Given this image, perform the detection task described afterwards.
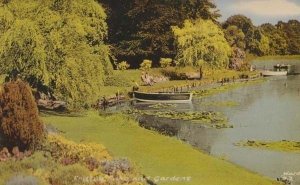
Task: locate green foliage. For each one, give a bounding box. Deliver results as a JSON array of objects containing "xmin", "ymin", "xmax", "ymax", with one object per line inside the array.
[
  {"xmin": 277, "ymin": 20, "xmax": 300, "ymax": 55},
  {"xmin": 0, "ymin": 0, "xmax": 112, "ymax": 108},
  {"xmin": 102, "ymin": 0, "xmax": 221, "ymax": 66},
  {"xmin": 224, "ymin": 15, "xmax": 300, "ymax": 56},
  {"xmin": 257, "ymin": 34, "xmax": 270, "ymax": 56},
  {"xmin": 117, "ymin": 61, "xmax": 130, "ymax": 70},
  {"xmin": 0, "ymin": 19, "xmax": 48, "ymax": 83},
  {"xmin": 46, "ymin": 134, "xmax": 111, "ymax": 162},
  {"xmin": 224, "ymin": 25, "xmax": 245, "ymax": 49},
  {"xmin": 159, "ymin": 58, "xmax": 172, "ymax": 68},
  {"xmin": 0, "ymin": 6, "xmax": 14, "ymax": 33},
  {"xmin": 223, "ymin": 15, "xmax": 270, "ymax": 56},
  {"xmin": 223, "ymin": 15, "xmax": 254, "ymax": 34},
  {"xmin": 49, "ymin": 164, "xmax": 91, "ymax": 185},
  {"xmin": 172, "ymin": 19, "xmax": 232, "ymax": 68},
  {"xmin": 246, "ymin": 29, "xmax": 270, "ymax": 56},
  {"xmin": 260, "ymin": 23, "xmax": 288, "ymax": 55},
  {"xmin": 139, "ymin": 60, "xmax": 152, "ymax": 71},
  {"xmin": 0, "ymin": 80, "xmax": 45, "ymax": 150}
]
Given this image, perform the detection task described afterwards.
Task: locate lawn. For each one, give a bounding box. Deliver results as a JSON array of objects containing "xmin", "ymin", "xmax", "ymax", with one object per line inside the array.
[
  {"xmin": 252, "ymin": 55, "xmax": 300, "ymax": 61},
  {"xmin": 43, "ymin": 112, "xmax": 279, "ymax": 185},
  {"xmin": 102, "ymin": 68, "xmax": 259, "ymax": 97}
]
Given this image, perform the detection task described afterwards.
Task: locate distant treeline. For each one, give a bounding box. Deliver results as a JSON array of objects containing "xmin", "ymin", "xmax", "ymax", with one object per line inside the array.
[{"xmin": 99, "ymin": 0, "xmax": 300, "ymax": 67}]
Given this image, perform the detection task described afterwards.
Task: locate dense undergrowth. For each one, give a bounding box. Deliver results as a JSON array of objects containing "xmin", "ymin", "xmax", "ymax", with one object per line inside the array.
[{"xmin": 0, "ymin": 134, "xmax": 144, "ymax": 185}]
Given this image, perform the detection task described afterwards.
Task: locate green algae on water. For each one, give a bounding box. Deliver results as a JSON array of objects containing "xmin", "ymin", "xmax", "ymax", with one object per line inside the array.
[
  {"xmin": 200, "ymin": 101, "xmax": 239, "ymax": 107},
  {"xmin": 236, "ymin": 140, "xmax": 300, "ymax": 153},
  {"xmin": 148, "ymin": 103, "xmax": 177, "ymax": 109},
  {"xmin": 127, "ymin": 109, "xmax": 233, "ymax": 129}
]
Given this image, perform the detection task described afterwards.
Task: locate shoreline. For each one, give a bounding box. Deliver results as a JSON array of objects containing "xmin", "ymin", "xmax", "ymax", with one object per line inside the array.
[{"xmin": 43, "ymin": 112, "xmax": 280, "ymax": 185}]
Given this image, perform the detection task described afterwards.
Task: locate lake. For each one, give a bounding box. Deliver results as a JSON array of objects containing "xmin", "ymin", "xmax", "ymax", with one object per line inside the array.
[{"xmin": 136, "ymin": 58, "xmax": 300, "ymax": 184}]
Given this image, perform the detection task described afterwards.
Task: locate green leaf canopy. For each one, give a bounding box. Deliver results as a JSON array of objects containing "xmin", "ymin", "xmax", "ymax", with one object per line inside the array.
[{"xmin": 0, "ymin": 0, "xmax": 112, "ymax": 108}]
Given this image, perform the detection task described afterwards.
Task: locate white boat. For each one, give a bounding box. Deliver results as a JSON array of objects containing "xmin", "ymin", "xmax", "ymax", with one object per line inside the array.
[
  {"xmin": 133, "ymin": 91, "xmax": 193, "ymax": 103},
  {"xmin": 261, "ymin": 70, "xmax": 288, "ymax": 76}
]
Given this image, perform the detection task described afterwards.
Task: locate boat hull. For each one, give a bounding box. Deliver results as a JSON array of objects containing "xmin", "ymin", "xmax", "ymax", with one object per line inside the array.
[
  {"xmin": 261, "ymin": 70, "xmax": 287, "ymax": 76},
  {"xmin": 133, "ymin": 92, "xmax": 192, "ymax": 103}
]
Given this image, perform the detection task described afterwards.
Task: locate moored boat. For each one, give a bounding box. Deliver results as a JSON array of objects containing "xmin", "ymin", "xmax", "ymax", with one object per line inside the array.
[
  {"xmin": 273, "ymin": 64, "xmax": 295, "ymax": 75},
  {"xmin": 261, "ymin": 70, "xmax": 288, "ymax": 76},
  {"xmin": 133, "ymin": 91, "xmax": 192, "ymax": 103}
]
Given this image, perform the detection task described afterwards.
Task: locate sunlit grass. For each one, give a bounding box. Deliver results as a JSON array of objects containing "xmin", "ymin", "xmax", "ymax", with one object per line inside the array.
[
  {"xmin": 253, "ymin": 55, "xmax": 300, "ymax": 61},
  {"xmin": 42, "ymin": 112, "xmax": 279, "ymax": 185}
]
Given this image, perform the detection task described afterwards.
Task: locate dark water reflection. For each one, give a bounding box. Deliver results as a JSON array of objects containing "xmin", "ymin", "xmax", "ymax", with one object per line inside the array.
[{"xmin": 135, "ymin": 59, "xmax": 300, "ymax": 183}]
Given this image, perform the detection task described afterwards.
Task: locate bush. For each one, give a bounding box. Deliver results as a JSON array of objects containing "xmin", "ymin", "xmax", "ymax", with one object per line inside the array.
[
  {"xmin": 139, "ymin": 60, "xmax": 152, "ymax": 71},
  {"xmin": 117, "ymin": 61, "xmax": 130, "ymax": 71},
  {"xmin": 159, "ymin": 58, "xmax": 172, "ymax": 68},
  {"xmin": 49, "ymin": 164, "xmax": 91, "ymax": 185},
  {"xmin": 6, "ymin": 175, "xmax": 38, "ymax": 185},
  {"xmin": 104, "ymin": 75, "xmax": 132, "ymax": 87},
  {"xmin": 100, "ymin": 158, "xmax": 132, "ymax": 176},
  {"xmin": 0, "ymin": 80, "xmax": 45, "ymax": 150},
  {"xmin": 46, "ymin": 134, "xmax": 111, "ymax": 163}
]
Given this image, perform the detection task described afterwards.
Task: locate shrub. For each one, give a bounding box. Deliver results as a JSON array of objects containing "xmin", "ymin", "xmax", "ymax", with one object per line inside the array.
[
  {"xmin": 104, "ymin": 75, "xmax": 132, "ymax": 87},
  {"xmin": 159, "ymin": 58, "xmax": 172, "ymax": 68},
  {"xmin": 139, "ymin": 60, "xmax": 152, "ymax": 71},
  {"xmin": 117, "ymin": 61, "xmax": 130, "ymax": 71},
  {"xmin": 49, "ymin": 164, "xmax": 91, "ymax": 185},
  {"xmin": 100, "ymin": 158, "xmax": 132, "ymax": 175},
  {"xmin": 0, "ymin": 80, "xmax": 45, "ymax": 150},
  {"xmin": 6, "ymin": 175, "xmax": 38, "ymax": 185},
  {"xmin": 46, "ymin": 134, "xmax": 111, "ymax": 163}
]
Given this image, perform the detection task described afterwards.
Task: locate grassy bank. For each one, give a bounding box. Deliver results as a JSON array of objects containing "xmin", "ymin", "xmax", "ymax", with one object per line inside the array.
[
  {"xmin": 249, "ymin": 55, "xmax": 300, "ymax": 62},
  {"xmin": 102, "ymin": 68, "xmax": 259, "ymax": 97},
  {"xmin": 236, "ymin": 140, "xmax": 300, "ymax": 153},
  {"xmin": 192, "ymin": 78, "xmax": 265, "ymax": 97},
  {"xmin": 43, "ymin": 112, "xmax": 279, "ymax": 185}
]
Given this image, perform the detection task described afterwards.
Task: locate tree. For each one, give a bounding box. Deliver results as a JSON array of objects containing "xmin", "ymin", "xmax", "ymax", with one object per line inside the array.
[
  {"xmin": 182, "ymin": 0, "xmax": 221, "ymax": 22},
  {"xmin": 224, "ymin": 25, "xmax": 245, "ymax": 49},
  {"xmin": 172, "ymin": 19, "xmax": 232, "ymax": 68},
  {"xmin": 277, "ymin": 20, "xmax": 300, "ymax": 54},
  {"xmin": 0, "ymin": 20, "xmax": 48, "ymax": 84},
  {"xmin": 101, "ymin": 0, "xmax": 221, "ymax": 67},
  {"xmin": 0, "ymin": 0, "xmax": 112, "ymax": 108},
  {"xmin": 260, "ymin": 23, "xmax": 288, "ymax": 55},
  {"xmin": 223, "ymin": 15, "xmax": 270, "ymax": 56},
  {"xmin": 223, "ymin": 15, "xmax": 254, "ymax": 34},
  {"xmin": 0, "ymin": 80, "xmax": 45, "ymax": 150}
]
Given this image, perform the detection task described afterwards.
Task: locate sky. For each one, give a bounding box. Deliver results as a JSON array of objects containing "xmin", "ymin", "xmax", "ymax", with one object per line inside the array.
[{"xmin": 214, "ymin": 0, "xmax": 300, "ymax": 25}]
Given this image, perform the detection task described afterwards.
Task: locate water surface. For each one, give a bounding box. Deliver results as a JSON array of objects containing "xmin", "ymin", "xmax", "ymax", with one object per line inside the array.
[{"xmin": 136, "ymin": 59, "xmax": 300, "ymax": 183}]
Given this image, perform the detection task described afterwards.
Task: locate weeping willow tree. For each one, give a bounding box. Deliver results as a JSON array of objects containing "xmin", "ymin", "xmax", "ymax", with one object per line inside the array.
[
  {"xmin": 0, "ymin": 0, "xmax": 112, "ymax": 108},
  {"xmin": 172, "ymin": 19, "xmax": 232, "ymax": 68}
]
